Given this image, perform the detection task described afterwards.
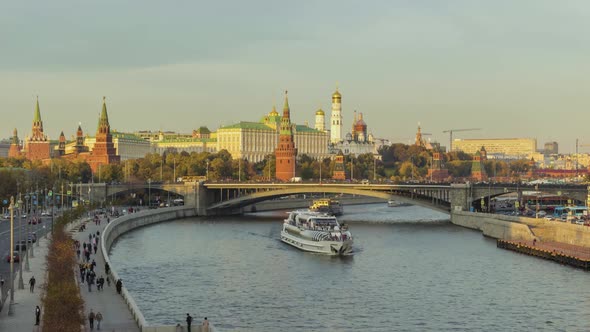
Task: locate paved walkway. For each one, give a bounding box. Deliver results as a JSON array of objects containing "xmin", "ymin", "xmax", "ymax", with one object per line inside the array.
[
  {"xmin": 73, "ymin": 213, "xmax": 139, "ymax": 332},
  {"xmin": 0, "ymin": 232, "xmax": 50, "ymax": 332}
]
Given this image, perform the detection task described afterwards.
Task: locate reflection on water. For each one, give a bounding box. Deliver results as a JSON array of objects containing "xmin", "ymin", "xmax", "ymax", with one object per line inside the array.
[{"xmin": 110, "ymin": 204, "xmax": 590, "ymax": 331}]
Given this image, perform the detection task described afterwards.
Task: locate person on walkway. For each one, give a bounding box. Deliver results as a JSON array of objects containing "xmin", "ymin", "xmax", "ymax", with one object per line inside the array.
[
  {"xmin": 88, "ymin": 309, "xmax": 95, "ymax": 330},
  {"xmin": 35, "ymin": 305, "xmax": 41, "ymax": 325},
  {"xmin": 93, "ymin": 243, "xmax": 98, "ymax": 254},
  {"xmin": 202, "ymin": 317, "xmax": 210, "ymax": 332},
  {"xmin": 29, "ymin": 276, "xmax": 36, "ymax": 293},
  {"xmin": 95, "ymin": 311, "xmax": 103, "ymax": 330},
  {"xmin": 105, "ymin": 262, "xmax": 110, "ymax": 276},
  {"xmin": 76, "ymin": 248, "xmax": 81, "ymax": 259},
  {"xmin": 116, "ymin": 279, "xmax": 123, "ymax": 294},
  {"xmin": 186, "ymin": 313, "xmax": 193, "ymax": 332}
]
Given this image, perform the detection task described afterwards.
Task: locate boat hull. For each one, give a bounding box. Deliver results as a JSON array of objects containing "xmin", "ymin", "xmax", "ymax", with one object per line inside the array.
[{"xmin": 280, "ymin": 230, "xmax": 353, "ymax": 255}]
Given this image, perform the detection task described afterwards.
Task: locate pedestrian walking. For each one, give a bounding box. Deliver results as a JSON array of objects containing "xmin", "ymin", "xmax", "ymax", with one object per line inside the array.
[
  {"xmin": 202, "ymin": 317, "xmax": 210, "ymax": 332},
  {"xmin": 76, "ymin": 248, "xmax": 81, "ymax": 259},
  {"xmin": 186, "ymin": 313, "xmax": 193, "ymax": 332},
  {"xmin": 116, "ymin": 279, "xmax": 122, "ymax": 294},
  {"xmin": 29, "ymin": 276, "xmax": 36, "ymax": 293},
  {"xmin": 96, "ymin": 311, "xmax": 103, "ymax": 330},
  {"xmin": 35, "ymin": 305, "xmax": 41, "ymax": 325},
  {"xmin": 88, "ymin": 234, "xmax": 92, "ymax": 242},
  {"xmin": 105, "ymin": 262, "xmax": 110, "ymax": 276},
  {"xmin": 106, "ymin": 276, "xmax": 111, "ymax": 287},
  {"xmin": 93, "ymin": 243, "xmax": 97, "ymax": 254},
  {"xmin": 88, "ymin": 309, "xmax": 95, "ymax": 330}
]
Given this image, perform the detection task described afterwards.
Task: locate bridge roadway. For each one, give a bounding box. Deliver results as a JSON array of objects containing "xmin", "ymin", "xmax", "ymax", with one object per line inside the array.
[{"xmin": 82, "ymin": 182, "xmax": 589, "ymax": 216}]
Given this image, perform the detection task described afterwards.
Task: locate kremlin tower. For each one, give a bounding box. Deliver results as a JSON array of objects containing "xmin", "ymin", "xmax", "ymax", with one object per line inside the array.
[
  {"xmin": 24, "ymin": 97, "xmax": 50, "ymax": 160},
  {"xmin": 8, "ymin": 128, "xmax": 21, "ymax": 158},
  {"xmin": 471, "ymin": 146, "xmax": 488, "ymax": 181},
  {"xmin": 330, "ymin": 88, "xmax": 342, "ymax": 144},
  {"xmin": 86, "ymin": 97, "xmax": 120, "ymax": 172},
  {"xmin": 275, "ymin": 91, "xmax": 298, "ymax": 181}
]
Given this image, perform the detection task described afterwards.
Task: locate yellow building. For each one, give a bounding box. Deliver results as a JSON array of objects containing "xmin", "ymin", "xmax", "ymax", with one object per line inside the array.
[
  {"xmin": 216, "ymin": 106, "xmax": 330, "ymax": 163},
  {"xmin": 452, "ymin": 138, "xmax": 537, "ymax": 158}
]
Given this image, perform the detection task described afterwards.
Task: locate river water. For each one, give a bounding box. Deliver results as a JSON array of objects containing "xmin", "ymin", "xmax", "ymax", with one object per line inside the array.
[{"xmin": 109, "ymin": 204, "xmax": 590, "ymax": 331}]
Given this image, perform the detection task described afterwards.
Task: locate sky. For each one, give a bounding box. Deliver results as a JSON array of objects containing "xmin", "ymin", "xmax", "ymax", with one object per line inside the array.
[{"xmin": 1, "ymin": 0, "xmax": 590, "ymax": 153}]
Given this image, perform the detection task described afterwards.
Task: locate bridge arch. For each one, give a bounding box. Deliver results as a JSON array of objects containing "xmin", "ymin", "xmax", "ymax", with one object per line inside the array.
[{"xmin": 207, "ymin": 186, "xmax": 450, "ymax": 214}]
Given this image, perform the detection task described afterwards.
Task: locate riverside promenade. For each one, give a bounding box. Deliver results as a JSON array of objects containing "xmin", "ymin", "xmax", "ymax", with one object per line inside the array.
[
  {"xmin": 73, "ymin": 213, "xmax": 140, "ymax": 332},
  {"xmin": 0, "ymin": 230, "xmax": 49, "ymax": 332}
]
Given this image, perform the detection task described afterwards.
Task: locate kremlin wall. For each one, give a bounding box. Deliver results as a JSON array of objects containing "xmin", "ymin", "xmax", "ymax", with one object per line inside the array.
[{"xmin": 4, "ymin": 89, "xmax": 384, "ymax": 180}]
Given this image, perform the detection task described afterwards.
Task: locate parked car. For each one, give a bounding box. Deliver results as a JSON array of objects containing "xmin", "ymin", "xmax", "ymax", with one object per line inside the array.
[{"xmin": 5, "ymin": 251, "xmax": 20, "ymax": 263}]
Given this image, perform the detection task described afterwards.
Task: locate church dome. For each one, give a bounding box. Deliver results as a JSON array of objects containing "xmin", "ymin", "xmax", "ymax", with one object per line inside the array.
[
  {"xmin": 332, "ymin": 90, "xmax": 341, "ymax": 98},
  {"xmin": 269, "ymin": 105, "xmax": 279, "ymax": 116},
  {"xmin": 316, "ymin": 108, "xmax": 325, "ymax": 116}
]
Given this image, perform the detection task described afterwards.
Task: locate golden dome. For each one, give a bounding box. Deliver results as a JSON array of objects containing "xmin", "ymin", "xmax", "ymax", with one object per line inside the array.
[
  {"xmin": 315, "ymin": 108, "xmax": 325, "ymax": 116},
  {"xmin": 332, "ymin": 89, "xmax": 341, "ymax": 98},
  {"xmin": 269, "ymin": 105, "xmax": 279, "ymax": 116}
]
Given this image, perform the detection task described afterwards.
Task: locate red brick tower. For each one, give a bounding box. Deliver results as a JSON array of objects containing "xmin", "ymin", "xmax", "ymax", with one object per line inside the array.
[
  {"xmin": 471, "ymin": 146, "xmax": 488, "ymax": 181},
  {"xmin": 332, "ymin": 150, "xmax": 346, "ymax": 180},
  {"xmin": 8, "ymin": 128, "xmax": 22, "ymax": 158},
  {"xmin": 58, "ymin": 131, "xmax": 66, "ymax": 156},
  {"xmin": 427, "ymin": 148, "xmax": 449, "ymax": 182},
  {"xmin": 25, "ymin": 97, "xmax": 50, "ymax": 160},
  {"xmin": 87, "ymin": 97, "xmax": 120, "ymax": 172},
  {"xmin": 275, "ymin": 91, "xmax": 297, "ymax": 181}
]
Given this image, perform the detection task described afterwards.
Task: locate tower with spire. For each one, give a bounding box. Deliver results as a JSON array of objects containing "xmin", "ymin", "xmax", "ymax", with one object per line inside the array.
[
  {"xmin": 58, "ymin": 131, "xmax": 66, "ymax": 156},
  {"xmin": 24, "ymin": 97, "xmax": 51, "ymax": 160},
  {"xmin": 275, "ymin": 91, "xmax": 298, "ymax": 181},
  {"xmin": 471, "ymin": 146, "xmax": 488, "ymax": 181},
  {"xmin": 8, "ymin": 128, "xmax": 22, "ymax": 158},
  {"xmin": 330, "ymin": 87, "xmax": 343, "ymax": 144},
  {"xmin": 87, "ymin": 97, "xmax": 120, "ymax": 172}
]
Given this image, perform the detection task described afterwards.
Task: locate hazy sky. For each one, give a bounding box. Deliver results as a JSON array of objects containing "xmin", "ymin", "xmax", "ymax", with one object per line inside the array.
[{"xmin": 1, "ymin": 1, "xmax": 589, "ymax": 152}]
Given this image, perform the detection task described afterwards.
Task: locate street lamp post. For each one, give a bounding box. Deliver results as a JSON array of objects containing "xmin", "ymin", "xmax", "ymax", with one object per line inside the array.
[
  {"xmin": 173, "ymin": 157, "xmax": 176, "ymax": 183},
  {"xmin": 206, "ymin": 160, "xmax": 209, "ymax": 181},
  {"xmin": 319, "ymin": 160, "xmax": 322, "ymax": 184},
  {"xmin": 17, "ymin": 196, "xmax": 24, "ymax": 290},
  {"xmin": 24, "ymin": 193, "xmax": 30, "ymax": 272},
  {"xmin": 148, "ymin": 179, "xmax": 152, "ymax": 209},
  {"xmin": 8, "ymin": 196, "xmax": 15, "ymax": 315}
]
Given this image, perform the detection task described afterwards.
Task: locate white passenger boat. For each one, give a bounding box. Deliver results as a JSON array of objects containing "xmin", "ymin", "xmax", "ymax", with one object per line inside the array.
[{"xmin": 281, "ymin": 210, "xmax": 353, "ymax": 255}]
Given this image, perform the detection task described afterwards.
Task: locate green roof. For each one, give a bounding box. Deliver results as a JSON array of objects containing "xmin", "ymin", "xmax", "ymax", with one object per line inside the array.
[
  {"xmin": 159, "ymin": 137, "xmax": 216, "ymax": 143},
  {"xmin": 33, "ymin": 97, "xmax": 42, "ymax": 123},
  {"xmin": 219, "ymin": 122, "xmax": 274, "ymax": 131},
  {"xmin": 194, "ymin": 126, "xmax": 211, "ymax": 134},
  {"xmin": 295, "ymin": 125, "xmax": 322, "ymax": 133},
  {"xmin": 98, "ymin": 97, "xmax": 109, "ymax": 129},
  {"xmin": 110, "ymin": 132, "xmax": 146, "ymax": 141}
]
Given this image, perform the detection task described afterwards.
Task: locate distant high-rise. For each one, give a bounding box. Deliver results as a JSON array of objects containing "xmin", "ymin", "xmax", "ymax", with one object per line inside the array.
[
  {"xmin": 275, "ymin": 91, "xmax": 297, "ymax": 181},
  {"xmin": 330, "ymin": 88, "xmax": 342, "ymax": 144},
  {"xmin": 544, "ymin": 141, "xmax": 558, "ymax": 155}
]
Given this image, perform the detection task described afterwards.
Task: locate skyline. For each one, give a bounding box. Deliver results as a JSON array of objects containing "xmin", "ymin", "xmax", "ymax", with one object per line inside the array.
[{"xmin": 2, "ymin": 1, "xmax": 590, "ymax": 152}]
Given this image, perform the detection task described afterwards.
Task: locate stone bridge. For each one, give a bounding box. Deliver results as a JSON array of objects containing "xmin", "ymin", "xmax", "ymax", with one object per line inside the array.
[{"xmin": 80, "ymin": 182, "xmax": 588, "ymax": 216}]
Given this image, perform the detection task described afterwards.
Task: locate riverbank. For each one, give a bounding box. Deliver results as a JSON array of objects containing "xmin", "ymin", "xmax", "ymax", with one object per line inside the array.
[{"xmin": 497, "ymin": 239, "xmax": 590, "ymax": 270}]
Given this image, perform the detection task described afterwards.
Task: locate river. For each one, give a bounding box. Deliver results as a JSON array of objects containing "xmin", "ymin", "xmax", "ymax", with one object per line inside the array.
[{"xmin": 109, "ymin": 204, "xmax": 590, "ymax": 331}]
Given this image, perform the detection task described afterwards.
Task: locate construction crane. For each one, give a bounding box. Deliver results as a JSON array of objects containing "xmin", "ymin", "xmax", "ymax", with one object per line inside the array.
[{"xmin": 443, "ymin": 128, "xmax": 481, "ymax": 152}]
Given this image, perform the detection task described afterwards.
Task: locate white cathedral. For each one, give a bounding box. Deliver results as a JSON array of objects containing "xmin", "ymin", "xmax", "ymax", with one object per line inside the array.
[{"xmin": 313, "ymin": 88, "xmax": 383, "ymax": 157}]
